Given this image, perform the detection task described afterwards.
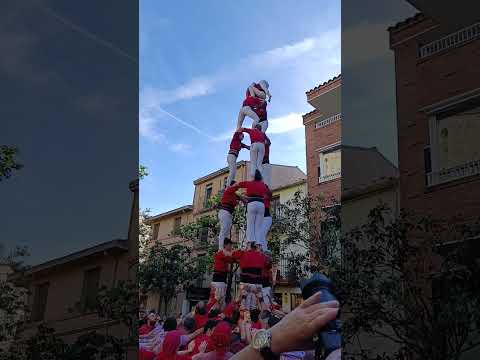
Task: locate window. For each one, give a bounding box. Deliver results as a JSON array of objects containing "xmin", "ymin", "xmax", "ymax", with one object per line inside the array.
[
  {"xmin": 173, "ymin": 216, "xmax": 182, "ymax": 233},
  {"xmin": 223, "ymin": 176, "xmax": 228, "ymax": 189},
  {"xmin": 31, "ymin": 282, "xmax": 49, "ymax": 322},
  {"xmin": 319, "ymin": 149, "xmax": 341, "ymax": 183},
  {"xmin": 81, "ymin": 267, "xmax": 101, "ymax": 312},
  {"xmin": 270, "ymin": 196, "xmax": 281, "ymax": 219},
  {"xmin": 424, "ymin": 146, "xmax": 432, "ymax": 186},
  {"xmin": 427, "ymin": 101, "xmax": 480, "ymax": 186},
  {"xmin": 152, "ymin": 223, "xmax": 160, "ymax": 240},
  {"xmin": 204, "ymin": 184, "xmax": 213, "ymax": 208}
]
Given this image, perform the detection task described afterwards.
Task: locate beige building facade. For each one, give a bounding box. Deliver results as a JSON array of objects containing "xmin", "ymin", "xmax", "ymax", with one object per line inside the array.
[{"xmin": 145, "ymin": 161, "xmax": 307, "ymax": 315}]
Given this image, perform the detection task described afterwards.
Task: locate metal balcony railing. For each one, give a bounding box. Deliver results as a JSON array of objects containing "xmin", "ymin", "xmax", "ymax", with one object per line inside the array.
[
  {"xmin": 319, "ymin": 171, "xmax": 341, "ymax": 183},
  {"xmin": 419, "ymin": 22, "xmax": 480, "ymax": 59},
  {"xmin": 426, "ymin": 159, "xmax": 480, "ymax": 186},
  {"xmin": 315, "ymin": 113, "xmax": 341, "ymax": 129}
]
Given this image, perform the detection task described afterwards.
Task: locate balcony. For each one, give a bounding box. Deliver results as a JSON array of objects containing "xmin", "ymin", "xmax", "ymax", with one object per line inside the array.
[
  {"xmin": 426, "ymin": 159, "xmax": 480, "ymax": 187},
  {"xmin": 419, "ymin": 22, "xmax": 480, "ymax": 59},
  {"xmin": 319, "ymin": 171, "xmax": 341, "ymax": 183}
]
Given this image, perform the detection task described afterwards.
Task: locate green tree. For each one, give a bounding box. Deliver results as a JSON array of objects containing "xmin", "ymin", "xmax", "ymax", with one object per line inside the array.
[
  {"xmin": 138, "ymin": 243, "xmax": 205, "ymax": 315},
  {"xmin": 322, "ymin": 206, "xmax": 480, "ymax": 360},
  {"xmin": 272, "ymin": 191, "xmax": 340, "ymax": 283},
  {"xmin": 0, "ymin": 146, "xmax": 23, "ymax": 182},
  {"xmin": 139, "ymin": 165, "xmax": 149, "ymax": 180}
]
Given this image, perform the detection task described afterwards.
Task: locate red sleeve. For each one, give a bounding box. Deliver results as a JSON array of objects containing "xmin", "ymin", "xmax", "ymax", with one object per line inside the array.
[
  {"xmin": 236, "ymin": 181, "xmax": 248, "ymax": 189},
  {"xmin": 241, "ymin": 128, "xmax": 252, "ymax": 136}
]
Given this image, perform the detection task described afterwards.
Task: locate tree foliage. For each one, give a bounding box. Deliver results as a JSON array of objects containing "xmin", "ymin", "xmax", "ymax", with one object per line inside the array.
[
  {"xmin": 0, "ymin": 146, "xmax": 23, "ymax": 182},
  {"xmin": 325, "ymin": 206, "xmax": 480, "ymax": 360},
  {"xmin": 138, "ymin": 243, "xmax": 207, "ymax": 315}
]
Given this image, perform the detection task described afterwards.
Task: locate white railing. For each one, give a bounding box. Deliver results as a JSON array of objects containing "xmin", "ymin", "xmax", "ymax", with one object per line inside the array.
[
  {"xmin": 315, "ymin": 113, "xmax": 341, "ymax": 129},
  {"xmin": 419, "ymin": 22, "xmax": 480, "ymax": 59},
  {"xmin": 319, "ymin": 171, "xmax": 341, "ymax": 183},
  {"xmin": 426, "ymin": 159, "xmax": 480, "ymax": 186}
]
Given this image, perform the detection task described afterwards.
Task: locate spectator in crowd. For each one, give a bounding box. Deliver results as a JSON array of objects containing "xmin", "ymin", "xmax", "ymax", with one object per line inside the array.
[
  {"xmin": 194, "ymin": 302, "xmax": 209, "ymax": 329},
  {"xmin": 156, "ymin": 330, "xmax": 189, "ymax": 360},
  {"xmin": 178, "ymin": 319, "xmax": 218, "ymax": 359},
  {"xmin": 139, "ymin": 311, "xmax": 157, "ymax": 335},
  {"xmin": 192, "ymin": 321, "xmax": 234, "ymax": 360},
  {"xmin": 249, "ymin": 309, "xmax": 263, "ymax": 330}
]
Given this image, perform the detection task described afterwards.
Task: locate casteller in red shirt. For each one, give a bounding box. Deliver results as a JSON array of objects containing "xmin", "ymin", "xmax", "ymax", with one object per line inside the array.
[
  {"xmin": 228, "ymin": 132, "xmax": 249, "ymax": 157},
  {"xmin": 213, "ymin": 250, "xmax": 233, "ymax": 273},
  {"xmin": 234, "ymin": 180, "xmax": 269, "ymax": 199},
  {"xmin": 219, "ymin": 186, "xmax": 239, "ymax": 213},
  {"xmin": 232, "ymin": 248, "xmax": 267, "ymax": 270},
  {"xmin": 240, "ymin": 127, "xmax": 266, "ymax": 144}
]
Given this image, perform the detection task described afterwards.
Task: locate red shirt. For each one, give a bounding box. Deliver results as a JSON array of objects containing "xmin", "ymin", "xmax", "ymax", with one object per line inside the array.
[
  {"xmin": 264, "ymin": 188, "xmax": 272, "ymax": 209},
  {"xmin": 229, "ymin": 132, "xmax": 249, "ymax": 156},
  {"xmin": 213, "ymin": 250, "xmax": 233, "ymax": 273},
  {"xmin": 240, "ymin": 128, "xmax": 265, "ymax": 144},
  {"xmin": 252, "ymin": 321, "xmax": 263, "ymax": 330},
  {"xmin": 220, "ymin": 186, "xmax": 239, "ymax": 209},
  {"xmin": 235, "ymin": 180, "xmax": 269, "ymax": 198},
  {"xmin": 139, "ymin": 323, "xmax": 154, "ymax": 335},
  {"xmin": 194, "ymin": 314, "xmax": 208, "ymax": 330},
  {"xmin": 262, "ymin": 260, "xmax": 272, "ymax": 282},
  {"xmin": 232, "ymin": 249, "xmax": 267, "ymax": 269},
  {"xmin": 263, "ymin": 136, "xmax": 270, "ymax": 163}
]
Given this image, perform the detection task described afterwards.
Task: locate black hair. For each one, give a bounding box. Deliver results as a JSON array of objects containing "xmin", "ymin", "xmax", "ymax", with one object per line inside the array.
[
  {"xmin": 183, "ymin": 316, "xmax": 196, "ymax": 333},
  {"xmin": 250, "ymin": 309, "xmax": 261, "ymax": 323},
  {"xmin": 254, "ymin": 169, "xmax": 263, "ymax": 181},
  {"xmin": 163, "ymin": 316, "xmax": 177, "ymax": 331},
  {"xmin": 230, "ymin": 180, "xmax": 236, "ymax": 186},
  {"xmin": 196, "ymin": 302, "xmax": 206, "ymax": 315},
  {"xmin": 208, "ymin": 308, "xmax": 220, "ymax": 318},
  {"xmin": 267, "ymin": 315, "xmax": 281, "ymax": 328},
  {"xmin": 250, "ymin": 242, "xmax": 257, "ymax": 250},
  {"xmin": 203, "ymin": 319, "xmax": 218, "ymax": 333},
  {"xmin": 224, "ymin": 238, "xmax": 232, "ymax": 246},
  {"xmin": 231, "ymin": 310, "xmax": 240, "ymax": 325}
]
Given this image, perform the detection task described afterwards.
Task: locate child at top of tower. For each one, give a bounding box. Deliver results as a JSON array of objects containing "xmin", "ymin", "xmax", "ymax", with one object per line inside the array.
[{"xmin": 237, "ymin": 80, "xmax": 271, "ymax": 133}]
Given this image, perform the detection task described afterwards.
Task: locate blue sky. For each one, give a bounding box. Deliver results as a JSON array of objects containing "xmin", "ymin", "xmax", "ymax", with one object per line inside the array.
[{"xmin": 140, "ymin": 0, "xmax": 340, "ymax": 215}]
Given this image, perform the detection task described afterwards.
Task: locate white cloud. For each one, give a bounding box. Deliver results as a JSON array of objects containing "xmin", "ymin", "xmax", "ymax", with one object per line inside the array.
[
  {"xmin": 141, "ymin": 31, "xmax": 340, "ymax": 108},
  {"xmin": 267, "ymin": 113, "xmax": 304, "ymax": 134},
  {"xmin": 248, "ymin": 38, "xmax": 317, "ymax": 67},
  {"xmin": 169, "ymin": 143, "xmax": 192, "ymax": 153}
]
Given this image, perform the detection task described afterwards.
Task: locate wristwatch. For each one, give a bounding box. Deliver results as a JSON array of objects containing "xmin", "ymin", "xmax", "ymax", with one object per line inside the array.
[{"xmin": 251, "ymin": 329, "xmax": 280, "ymax": 360}]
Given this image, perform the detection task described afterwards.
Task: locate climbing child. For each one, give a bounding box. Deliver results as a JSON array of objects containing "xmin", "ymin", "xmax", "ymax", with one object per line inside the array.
[{"xmin": 226, "ymin": 131, "xmax": 250, "ymax": 188}]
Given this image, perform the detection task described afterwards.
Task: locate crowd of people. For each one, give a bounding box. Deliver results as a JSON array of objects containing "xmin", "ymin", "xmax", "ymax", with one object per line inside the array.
[
  {"xmin": 139, "ymin": 292, "xmax": 340, "ymax": 360},
  {"xmin": 140, "ymin": 81, "xmax": 341, "ymax": 359}
]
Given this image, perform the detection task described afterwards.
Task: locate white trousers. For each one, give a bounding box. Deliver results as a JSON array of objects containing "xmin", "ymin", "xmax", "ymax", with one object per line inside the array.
[
  {"xmin": 218, "ymin": 209, "xmax": 233, "ymax": 249},
  {"xmin": 259, "ymin": 216, "xmax": 272, "ymax": 251},
  {"xmin": 252, "ymin": 120, "xmax": 268, "ymax": 133},
  {"xmin": 226, "ymin": 154, "xmax": 237, "ymax": 187},
  {"xmin": 262, "ymin": 163, "xmax": 272, "ymax": 188},
  {"xmin": 261, "ymin": 286, "xmax": 272, "ymax": 308},
  {"xmin": 247, "ymin": 201, "xmax": 265, "ymax": 244},
  {"xmin": 250, "ymin": 142, "xmax": 265, "ymax": 178},
  {"xmin": 237, "ymin": 106, "xmax": 260, "ymax": 130}
]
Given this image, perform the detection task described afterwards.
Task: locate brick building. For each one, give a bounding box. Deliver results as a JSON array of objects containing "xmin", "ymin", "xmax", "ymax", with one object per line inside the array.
[
  {"xmin": 389, "ymin": 13, "xmax": 480, "ymax": 222},
  {"xmin": 303, "ymin": 75, "xmax": 341, "ymax": 205}
]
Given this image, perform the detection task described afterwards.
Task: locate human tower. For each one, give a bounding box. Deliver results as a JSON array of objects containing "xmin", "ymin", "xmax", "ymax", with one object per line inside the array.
[{"xmin": 209, "ymin": 80, "xmax": 276, "ymax": 320}]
